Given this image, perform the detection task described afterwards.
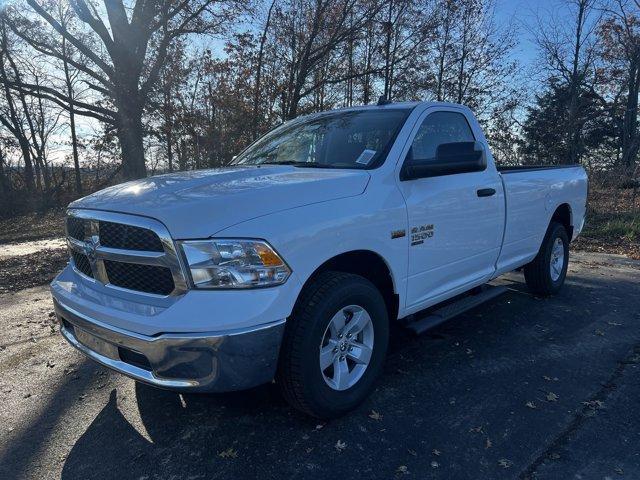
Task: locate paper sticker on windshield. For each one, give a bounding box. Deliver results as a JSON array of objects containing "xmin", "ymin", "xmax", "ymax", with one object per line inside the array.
[{"xmin": 355, "ymin": 149, "xmax": 377, "ymax": 165}]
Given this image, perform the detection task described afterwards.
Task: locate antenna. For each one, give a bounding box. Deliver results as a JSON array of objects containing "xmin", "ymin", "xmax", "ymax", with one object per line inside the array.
[{"xmin": 377, "ymin": 95, "xmax": 391, "ymax": 106}]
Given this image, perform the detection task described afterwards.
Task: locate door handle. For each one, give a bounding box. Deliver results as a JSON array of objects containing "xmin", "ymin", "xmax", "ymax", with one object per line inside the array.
[{"xmin": 477, "ymin": 188, "xmax": 496, "ymax": 197}]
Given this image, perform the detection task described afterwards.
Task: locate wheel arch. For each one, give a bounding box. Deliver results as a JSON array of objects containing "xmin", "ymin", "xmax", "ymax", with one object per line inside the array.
[
  {"xmin": 296, "ymin": 250, "xmax": 399, "ymax": 322},
  {"xmin": 550, "ymin": 203, "xmax": 573, "ymax": 240}
]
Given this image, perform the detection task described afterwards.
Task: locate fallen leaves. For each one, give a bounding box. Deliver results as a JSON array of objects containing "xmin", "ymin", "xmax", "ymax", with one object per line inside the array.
[
  {"xmin": 498, "ymin": 458, "xmax": 512, "ymax": 469},
  {"xmin": 582, "ymin": 399, "xmax": 604, "ymax": 410},
  {"xmin": 368, "ymin": 410, "xmax": 383, "ymax": 421},
  {"xmin": 334, "ymin": 440, "xmax": 347, "ymax": 452},
  {"xmin": 525, "ymin": 401, "xmax": 537, "ymax": 409},
  {"xmin": 546, "ymin": 392, "xmax": 559, "ymax": 402},
  {"xmin": 0, "ymin": 248, "xmax": 68, "ymax": 293},
  {"xmin": 218, "ymin": 448, "xmax": 238, "ymax": 459}
]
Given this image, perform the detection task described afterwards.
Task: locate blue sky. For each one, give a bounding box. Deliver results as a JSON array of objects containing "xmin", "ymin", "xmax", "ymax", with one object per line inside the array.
[
  {"xmin": 495, "ymin": 0, "xmax": 560, "ymax": 69},
  {"xmin": 198, "ymin": 0, "xmax": 567, "ymax": 72}
]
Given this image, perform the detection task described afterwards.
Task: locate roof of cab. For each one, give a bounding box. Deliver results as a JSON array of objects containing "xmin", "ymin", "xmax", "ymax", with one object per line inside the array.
[
  {"xmin": 280, "ymin": 101, "xmax": 472, "ymax": 128},
  {"xmin": 302, "ymin": 100, "xmax": 467, "ymax": 116}
]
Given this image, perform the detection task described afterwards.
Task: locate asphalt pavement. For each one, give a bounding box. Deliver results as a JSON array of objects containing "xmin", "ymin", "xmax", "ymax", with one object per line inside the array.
[{"xmin": 0, "ymin": 250, "xmax": 639, "ymax": 479}]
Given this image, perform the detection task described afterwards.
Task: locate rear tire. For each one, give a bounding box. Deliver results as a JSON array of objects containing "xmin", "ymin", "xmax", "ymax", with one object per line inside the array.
[
  {"xmin": 524, "ymin": 222, "xmax": 569, "ymax": 295},
  {"xmin": 277, "ymin": 271, "xmax": 389, "ymax": 418}
]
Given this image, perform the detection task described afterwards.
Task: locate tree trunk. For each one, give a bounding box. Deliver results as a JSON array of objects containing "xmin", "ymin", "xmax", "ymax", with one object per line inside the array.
[
  {"xmin": 382, "ymin": 1, "xmax": 393, "ymax": 100},
  {"xmin": 18, "ymin": 139, "xmax": 36, "ymax": 192},
  {"xmin": 62, "ymin": 32, "xmax": 82, "ymax": 194},
  {"xmin": 362, "ymin": 22, "xmax": 373, "ymax": 104},
  {"xmin": 436, "ymin": 6, "xmax": 452, "ymax": 102},
  {"xmin": 178, "ymin": 139, "xmax": 187, "ymax": 171},
  {"xmin": 0, "ymin": 146, "xmax": 8, "ymax": 197},
  {"xmin": 252, "ymin": 0, "xmax": 275, "ymax": 139},
  {"xmin": 621, "ymin": 62, "xmax": 640, "ymax": 169},
  {"xmin": 116, "ymin": 100, "xmax": 146, "ymax": 180},
  {"xmin": 566, "ymin": 0, "xmax": 587, "ymax": 165},
  {"xmin": 69, "ymin": 106, "xmax": 82, "ymax": 193},
  {"xmin": 166, "ymin": 129, "xmax": 174, "ymax": 172},
  {"xmin": 162, "ymin": 83, "xmax": 174, "ymax": 172}
]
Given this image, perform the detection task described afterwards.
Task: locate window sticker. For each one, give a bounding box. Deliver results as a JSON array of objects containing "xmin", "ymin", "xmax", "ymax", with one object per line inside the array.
[{"xmin": 355, "ymin": 149, "xmax": 377, "ymax": 165}]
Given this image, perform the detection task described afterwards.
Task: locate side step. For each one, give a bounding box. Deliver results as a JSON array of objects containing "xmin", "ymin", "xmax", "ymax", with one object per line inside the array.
[{"xmin": 405, "ymin": 285, "xmax": 508, "ymax": 335}]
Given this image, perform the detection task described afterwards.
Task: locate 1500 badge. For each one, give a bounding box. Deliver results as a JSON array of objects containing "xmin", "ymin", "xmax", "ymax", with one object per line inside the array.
[{"xmin": 411, "ymin": 224, "xmax": 434, "ymax": 246}]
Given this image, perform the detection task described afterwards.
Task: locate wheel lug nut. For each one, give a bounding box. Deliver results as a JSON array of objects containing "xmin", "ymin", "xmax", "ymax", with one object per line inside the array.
[
  {"xmin": 348, "ymin": 346, "xmax": 353, "ymax": 352},
  {"xmin": 333, "ymin": 347, "xmax": 338, "ymax": 353},
  {"xmin": 347, "ymin": 333, "xmax": 352, "ymax": 338}
]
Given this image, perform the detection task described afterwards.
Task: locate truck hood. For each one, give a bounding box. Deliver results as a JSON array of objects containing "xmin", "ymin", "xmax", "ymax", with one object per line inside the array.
[{"xmin": 70, "ymin": 166, "xmax": 370, "ymax": 238}]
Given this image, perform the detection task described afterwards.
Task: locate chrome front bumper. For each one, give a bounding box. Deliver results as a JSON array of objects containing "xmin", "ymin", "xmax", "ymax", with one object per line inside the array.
[{"xmin": 54, "ymin": 299, "xmax": 285, "ymax": 392}]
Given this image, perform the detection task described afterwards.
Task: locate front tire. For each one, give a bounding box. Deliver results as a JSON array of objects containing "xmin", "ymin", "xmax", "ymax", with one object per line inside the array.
[
  {"xmin": 277, "ymin": 272, "xmax": 389, "ymax": 418},
  {"xmin": 524, "ymin": 222, "xmax": 569, "ymax": 295}
]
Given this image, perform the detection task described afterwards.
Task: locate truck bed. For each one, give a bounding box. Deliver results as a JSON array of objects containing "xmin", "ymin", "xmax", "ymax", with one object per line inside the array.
[{"xmin": 495, "ymin": 164, "xmax": 588, "ymax": 276}]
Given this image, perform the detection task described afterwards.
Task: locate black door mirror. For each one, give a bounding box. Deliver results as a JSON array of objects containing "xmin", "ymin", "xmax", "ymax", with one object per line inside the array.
[{"xmin": 401, "ymin": 141, "xmax": 487, "ymax": 180}]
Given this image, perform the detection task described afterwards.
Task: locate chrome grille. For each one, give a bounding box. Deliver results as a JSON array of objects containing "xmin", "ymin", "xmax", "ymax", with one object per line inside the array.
[{"xmin": 66, "ymin": 209, "xmax": 187, "ymax": 297}]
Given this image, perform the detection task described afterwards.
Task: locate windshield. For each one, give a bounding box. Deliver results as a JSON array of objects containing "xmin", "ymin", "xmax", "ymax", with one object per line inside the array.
[{"xmin": 231, "ymin": 109, "xmax": 410, "ymax": 169}]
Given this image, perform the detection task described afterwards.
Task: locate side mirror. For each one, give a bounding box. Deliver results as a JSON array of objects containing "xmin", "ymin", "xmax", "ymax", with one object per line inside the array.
[{"xmin": 401, "ymin": 141, "xmax": 487, "ymax": 181}]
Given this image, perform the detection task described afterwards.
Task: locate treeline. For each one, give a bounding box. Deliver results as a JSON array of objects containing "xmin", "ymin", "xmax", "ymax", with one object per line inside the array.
[{"xmin": 0, "ymin": 0, "xmax": 637, "ymax": 216}]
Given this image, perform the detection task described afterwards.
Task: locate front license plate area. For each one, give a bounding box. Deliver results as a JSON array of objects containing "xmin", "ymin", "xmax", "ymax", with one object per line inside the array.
[{"xmin": 75, "ymin": 327, "xmax": 119, "ymax": 360}]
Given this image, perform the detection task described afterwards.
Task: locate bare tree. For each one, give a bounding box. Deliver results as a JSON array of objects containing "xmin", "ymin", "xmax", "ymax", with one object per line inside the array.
[
  {"xmin": 252, "ymin": 0, "xmax": 276, "ymax": 139},
  {"xmin": 600, "ymin": 0, "xmax": 640, "ymax": 171},
  {"xmin": 2, "ymin": 0, "xmax": 247, "ymax": 180},
  {"xmin": 271, "ymin": 0, "xmax": 384, "ymax": 119},
  {"xmin": 534, "ymin": 0, "xmax": 602, "ymax": 164},
  {"xmin": 57, "ymin": 1, "xmax": 83, "ymax": 194}
]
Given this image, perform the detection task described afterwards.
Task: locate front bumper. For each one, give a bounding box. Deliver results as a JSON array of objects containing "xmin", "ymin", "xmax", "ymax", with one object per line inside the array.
[{"xmin": 54, "ymin": 298, "xmax": 285, "ymax": 392}]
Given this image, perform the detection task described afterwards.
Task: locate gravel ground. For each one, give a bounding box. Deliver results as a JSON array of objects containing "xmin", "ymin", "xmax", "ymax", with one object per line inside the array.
[{"xmin": 0, "ymin": 250, "xmax": 639, "ymax": 480}]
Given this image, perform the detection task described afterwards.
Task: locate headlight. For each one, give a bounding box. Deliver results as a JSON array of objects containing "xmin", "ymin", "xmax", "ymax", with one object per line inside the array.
[{"xmin": 179, "ymin": 239, "xmax": 291, "ymax": 289}]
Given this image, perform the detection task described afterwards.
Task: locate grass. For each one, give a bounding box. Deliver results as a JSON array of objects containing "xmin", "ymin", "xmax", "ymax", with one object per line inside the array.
[
  {"xmin": 574, "ymin": 188, "xmax": 640, "ymax": 259},
  {"xmin": 582, "ymin": 211, "xmax": 640, "ymax": 241}
]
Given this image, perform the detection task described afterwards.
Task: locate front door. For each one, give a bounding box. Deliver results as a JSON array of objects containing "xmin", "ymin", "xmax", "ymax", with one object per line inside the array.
[{"xmin": 396, "ymin": 108, "xmax": 504, "ymax": 310}]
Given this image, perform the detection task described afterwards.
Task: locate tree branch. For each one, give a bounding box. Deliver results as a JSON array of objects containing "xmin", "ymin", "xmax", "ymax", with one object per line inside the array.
[{"xmin": 26, "ymin": 0, "xmax": 114, "ymax": 78}]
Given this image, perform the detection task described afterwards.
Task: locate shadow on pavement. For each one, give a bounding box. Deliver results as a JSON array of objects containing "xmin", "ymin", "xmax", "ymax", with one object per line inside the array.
[
  {"xmin": 58, "ymin": 268, "xmax": 640, "ymax": 480},
  {"xmin": 61, "ymin": 382, "xmax": 304, "ymax": 479},
  {"xmin": 0, "ymin": 358, "xmax": 95, "ymax": 480}
]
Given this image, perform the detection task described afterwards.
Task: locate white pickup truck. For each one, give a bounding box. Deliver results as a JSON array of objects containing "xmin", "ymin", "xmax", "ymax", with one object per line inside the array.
[{"xmin": 51, "ymin": 101, "xmax": 588, "ymax": 418}]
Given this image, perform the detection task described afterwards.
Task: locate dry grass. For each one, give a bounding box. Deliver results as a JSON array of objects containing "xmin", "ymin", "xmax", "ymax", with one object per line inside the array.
[{"xmin": 574, "ymin": 188, "xmax": 640, "ymax": 259}]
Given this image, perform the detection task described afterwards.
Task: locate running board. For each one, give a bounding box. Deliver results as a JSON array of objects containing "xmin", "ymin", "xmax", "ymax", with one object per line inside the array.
[{"xmin": 405, "ymin": 285, "xmax": 508, "ymax": 335}]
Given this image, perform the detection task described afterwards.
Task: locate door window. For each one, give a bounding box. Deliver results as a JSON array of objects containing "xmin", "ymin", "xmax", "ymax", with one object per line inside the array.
[{"xmin": 411, "ymin": 111, "xmax": 475, "ymax": 162}]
